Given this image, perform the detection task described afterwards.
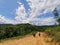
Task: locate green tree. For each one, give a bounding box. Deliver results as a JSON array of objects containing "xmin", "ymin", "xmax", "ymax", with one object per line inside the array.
[{"xmin": 53, "ymin": 8, "xmax": 60, "ymax": 25}]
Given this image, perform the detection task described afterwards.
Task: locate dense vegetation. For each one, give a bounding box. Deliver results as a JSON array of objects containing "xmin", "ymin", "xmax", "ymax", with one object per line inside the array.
[{"xmin": 0, "ymin": 23, "xmax": 46, "ymax": 40}]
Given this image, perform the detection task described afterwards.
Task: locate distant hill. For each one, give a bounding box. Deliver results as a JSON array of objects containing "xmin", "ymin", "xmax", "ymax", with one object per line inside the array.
[{"xmin": 0, "ymin": 24, "xmax": 13, "ymax": 26}]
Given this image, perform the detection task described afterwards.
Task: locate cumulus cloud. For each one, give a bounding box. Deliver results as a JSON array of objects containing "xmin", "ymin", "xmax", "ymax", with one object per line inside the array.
[
  {"xmin": 15, "ymin": 4, "xmax": 29, "ymax": 23},
  {"xmin": 15, "ymin": 0, "xmax": 60, "ymax": 25}
]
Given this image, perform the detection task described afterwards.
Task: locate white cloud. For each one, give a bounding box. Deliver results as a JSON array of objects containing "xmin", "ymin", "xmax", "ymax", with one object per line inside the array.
[
  {"xmin": 17, "ymin": 1, "xmax": 22, "ymax": 5},
  {"xmin": 0, "ymin": 15, "xmax": 17, "ymax": 24},
  {"xmin": 15, "ymin": 0, "xmax": 60, "ymax": 25},
  {"xmin": 26, "ymin": 0, "xmax": 60, "ymax": 15},
  {"xmin": 29, "ymin": 17, "xmax": 55, "ymax": 25},
  {"xmin": 15, "ymin": 4, "xmax": 29, "ymax": 23}
]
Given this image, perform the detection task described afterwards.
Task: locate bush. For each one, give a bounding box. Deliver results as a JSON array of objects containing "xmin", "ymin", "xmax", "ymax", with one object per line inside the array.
[{"xmin": 45, "ymin": 26, "xmax": 60, "ymax": 42}]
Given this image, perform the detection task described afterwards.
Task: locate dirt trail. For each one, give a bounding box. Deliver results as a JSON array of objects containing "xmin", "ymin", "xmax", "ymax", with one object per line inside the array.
[{"xmin": 0, "ymin": 32, "xmax": 59, "ymax": 45}]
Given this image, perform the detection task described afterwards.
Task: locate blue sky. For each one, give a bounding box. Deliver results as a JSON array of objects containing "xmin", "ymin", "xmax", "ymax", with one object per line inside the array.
[
  {"xmin": 0, "ymin": 0, "xmax": 60, "ymax": 25},
  {"xmin": 0, "ymin": 0, "xmax": 18, "ymax": 19}
]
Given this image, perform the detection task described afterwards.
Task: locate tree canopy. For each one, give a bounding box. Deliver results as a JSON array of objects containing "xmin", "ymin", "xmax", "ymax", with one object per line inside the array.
[{"xmin": 53, "ymin": 8, "xmax": 60, "ymax": 25}]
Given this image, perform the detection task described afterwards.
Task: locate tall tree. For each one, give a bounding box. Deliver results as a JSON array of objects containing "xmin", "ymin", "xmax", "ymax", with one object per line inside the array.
[
  {"xmin": 53, "ymin": 8, "xmax": 60, "ymax": 25},
  {"xmin": 53, "ymin": 8, "xmax": 59, "ymax": 18}
]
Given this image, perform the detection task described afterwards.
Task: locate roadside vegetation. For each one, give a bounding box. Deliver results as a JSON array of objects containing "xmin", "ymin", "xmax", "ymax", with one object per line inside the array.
[{"xmin": 45, "ymin": 26, "xmax": 60, "ymax": 42}]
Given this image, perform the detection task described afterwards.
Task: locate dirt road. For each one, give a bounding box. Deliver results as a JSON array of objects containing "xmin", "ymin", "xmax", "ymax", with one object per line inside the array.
[{"xmin": 0, "ymin": 32, "xmax": 59, "ymax": 45}]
